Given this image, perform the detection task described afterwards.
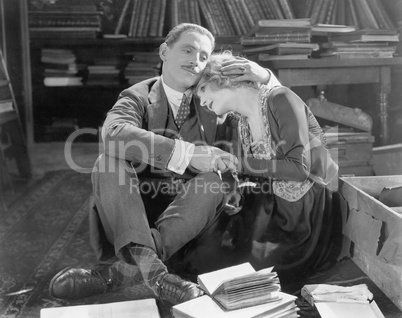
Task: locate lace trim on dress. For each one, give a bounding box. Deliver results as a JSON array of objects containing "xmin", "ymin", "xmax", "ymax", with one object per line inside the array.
[{"xmin": 239, "ymin": 86, "xmax": 313, "ymax": 202}]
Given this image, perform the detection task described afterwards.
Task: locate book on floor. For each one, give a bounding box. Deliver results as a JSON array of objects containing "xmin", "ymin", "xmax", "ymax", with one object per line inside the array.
[
  {"xmin": 40, "ymin": 298, "xmax": 161, "ymax": 318},
  {"xmin": 196, "ymin": 262, "xmax": 281, "ymax": 311},
  {"xmin": 171, "ymin": 292, "xmax": 299, "ymax": 318},
  {"xmin": 301, "ymin": 283, "xmax": 385, "ymax": 318}
]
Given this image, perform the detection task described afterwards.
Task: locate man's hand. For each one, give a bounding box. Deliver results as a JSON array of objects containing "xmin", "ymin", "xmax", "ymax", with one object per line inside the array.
[
  {"xmin": 189, "ymin": 145, "xmax": 238, "ymax": 173},
  {"xmin": 224, "ymin": 190, "xmax": 243, "ymax": 216},
  {"xmin": 220, "ymin": 57, "xmax": 271, "ymax": 84}
]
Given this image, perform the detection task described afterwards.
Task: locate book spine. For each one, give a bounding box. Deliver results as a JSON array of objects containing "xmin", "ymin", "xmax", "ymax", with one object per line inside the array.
[
  {"xmin": 157, "ymin": 0, "xmax": 167, "ymax": 36},
  {"xmin": 358, "ymin": 0, "xmax": 380, "ymax": 29},
  {"xmin": 197, "ymin": 0, "xmax": 218, "ymax": 35},
  {"xmin": 114, "ymin": 0, "xmax": 132, "ymax": 34},
  {"xmin": 325, "ymin": 0, "xmax": 337, "ymax": 24},
  {"xmin": 336, "ymin": 0, "xmax": 346, "ymax": 25},
  {"xmin": 210, "ymin": 0, "xmax": 229, "ymax": 35},
  {"xmin": 215, "ymin": 0, "xmax": 236, "ymax": 35},
  {"xmin": 367, "ymin": 0, "xmax": 395, "ymax": 29},
  {"xmin": 258, "ymin": 0, "xmax": 276, "ymax": 19},
  {"xmin": 268, "ymin": 0, "xmax": 285, "ymax": 19},
  {"xmin": 233, "ymin": 0, "xmax": 250, "ymax": 33},
  {"xmin": 128, "ymin": 0, "xmax": 138, "ymax": 37},
  {"xmin": 222, "ymin": 0, "xmax": 242, "ymax": 35},
  {"xmin": 238, "ymin": 0, "xmax": 255, "ymax": 29},
  {"xmin": 345, "ymin": 0, "xmax": 359, "ymax": 27},
  {"xmin": 170, "ymin": 0, "xmax": 179, "ymax": 27},
  {"xmin": 278, "ymin": 0, "xmax": 295, "ymax": 19},
  {"xmin": 317, "ymin": 0, "xmax": 331, "ymax": 24},
  {"xmin": 310, "ymin": 0, "xmax": 323, "ymax": 24},
  {"xmin": 141, "ymin": 0, "xmax": 154, "ymax": 36},
  {"xmin": 243, "ymin": 0, "xmax": 263, "ymax": 23},
  {"xmin": 136, "ymin": 0, "xmax": 149, "ymax": 37},
  {"xmin": 304, "ymin": 0, "xmax": 315, "ymax": 19},
  {"xmin": 192, "ymin": 0, "xmax": 202, "ymax": 25},
  {"xmin": 148, "ymin": 0, "xmax": 161, "ymax": 36},
  {"xmin": 188, "ymin": 0, "xmax": 197, "ymax": 23}
]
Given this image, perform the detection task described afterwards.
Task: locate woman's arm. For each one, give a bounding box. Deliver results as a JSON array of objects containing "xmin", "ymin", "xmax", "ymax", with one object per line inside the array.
[{"xmin": 242, "ymin": 87, "xmax": 311, "ymax": 182}]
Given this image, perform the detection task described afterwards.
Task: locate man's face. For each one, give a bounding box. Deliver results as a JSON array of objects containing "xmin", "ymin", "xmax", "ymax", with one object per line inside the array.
[{"xmin": 160, "ymin": 31, "xmax": 213, "ymax": 92}]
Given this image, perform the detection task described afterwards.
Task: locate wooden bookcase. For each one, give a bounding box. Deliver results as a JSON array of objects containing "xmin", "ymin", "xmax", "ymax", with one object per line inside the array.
[
  {"xmin": 29, "ymin": 38, "xmax": 162, "ymax": 142},
  {"xmin": 15, "ymin": 0, "xmax": 402, "ymax": 143}
]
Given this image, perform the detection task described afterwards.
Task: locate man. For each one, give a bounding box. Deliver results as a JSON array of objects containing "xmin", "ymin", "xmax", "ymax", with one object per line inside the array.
[{"xmin": 49, "ymin": 23, "xmax": 281, "ymax": 305}]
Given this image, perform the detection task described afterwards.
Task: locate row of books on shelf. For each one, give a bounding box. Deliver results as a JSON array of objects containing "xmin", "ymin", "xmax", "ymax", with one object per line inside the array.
[
  {"xmin": 112, "ymin": 0, "xmax": 299, "ymax": 37},
  {"xmin": 28, "ymin": 0, "xmax": 397, "ymax": 39},
  {"xmin": 28, "ymin": 2, "xmax": 103, "ymax": 39},
  {"xmin": 240, "ymin": 18, "xmax": 399, "ymax": 61},
  {"xmin": 41, "ymin": 48, "xmax": 161, "ymax": 87},
  {"xmin": 301, "ymin": 0, "xmax": 396, "ymax": 30}
]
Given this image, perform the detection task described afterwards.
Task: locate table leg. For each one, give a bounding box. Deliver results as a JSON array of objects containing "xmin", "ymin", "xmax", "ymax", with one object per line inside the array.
[
  {"xmin": 378, "ymin": 93, "xmax": 389, "ymax": 145},
  {"xmin": 379, "ymin": 67, "xmax": 391, "ymax": 145}
]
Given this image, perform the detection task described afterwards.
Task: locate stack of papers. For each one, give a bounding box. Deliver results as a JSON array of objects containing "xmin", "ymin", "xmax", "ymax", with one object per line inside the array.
[{"xmin": 301, "ymin": 284, "xmax": 385, "ymax": 318}]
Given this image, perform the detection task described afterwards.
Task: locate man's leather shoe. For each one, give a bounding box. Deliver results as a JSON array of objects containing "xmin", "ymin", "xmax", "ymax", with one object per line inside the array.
[
  {"xmin": 156, "ymin": 273, "xmax": 204, "ymax": 305},
  {"xmin": 49, "ymin": 267, "xmax": 111, "ymax": 300}
]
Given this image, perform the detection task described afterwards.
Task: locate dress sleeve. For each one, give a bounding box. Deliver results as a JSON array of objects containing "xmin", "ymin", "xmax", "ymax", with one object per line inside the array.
[{"xmin": 242, "ymin": 87, "xmax": 311, "ymax": 182}]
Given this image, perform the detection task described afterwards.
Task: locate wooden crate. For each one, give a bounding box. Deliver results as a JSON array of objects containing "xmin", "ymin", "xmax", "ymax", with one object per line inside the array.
[
  {"xmin": 326, "ymin": 132, "xmax": 374, "ymax": 176},
  {"xmin": 339, "ymin": 176, "xmax": 402, "ymax": 311},
  {"xmin": 373, "ymin": 143, "xmax": 402, "ymax": 176}
]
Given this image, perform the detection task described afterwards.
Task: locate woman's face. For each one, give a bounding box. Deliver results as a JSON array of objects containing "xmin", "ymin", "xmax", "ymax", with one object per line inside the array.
[{"xmin": 198, "ymin": 83, "xmax": 235, "ymax": 116}]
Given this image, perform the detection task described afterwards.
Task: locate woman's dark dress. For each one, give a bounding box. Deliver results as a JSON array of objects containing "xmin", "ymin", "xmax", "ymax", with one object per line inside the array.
[{"xmin": 175, "ymin": 86, "xmax": 346, "ymax": 282}]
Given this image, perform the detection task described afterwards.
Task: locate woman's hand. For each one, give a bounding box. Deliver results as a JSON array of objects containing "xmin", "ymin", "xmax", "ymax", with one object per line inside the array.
[{"xmin": 220, "ymin": 56, "xmax": 271, "ymax": 84}]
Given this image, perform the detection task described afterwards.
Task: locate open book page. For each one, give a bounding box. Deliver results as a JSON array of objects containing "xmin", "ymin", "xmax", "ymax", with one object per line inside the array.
[
  {"xmin": 198, "ymin": 263, "xmax": 276, "ymax": 296},
  {"xmin": 171, "ymin": 292, "xmax": 298, "ymax": 318},
  {"xmin": 40, "ymin": 299, "xmax": 160, "ymax": 318},
  {"xmin": 197, "ymin": 263, "xmax": 257, "ymax": 295}
]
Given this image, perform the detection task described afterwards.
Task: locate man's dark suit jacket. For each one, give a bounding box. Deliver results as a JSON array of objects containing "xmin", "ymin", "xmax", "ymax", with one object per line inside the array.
[{"xmin": 89, "ymin": 76, "xmax": 239, "ymax": 261}]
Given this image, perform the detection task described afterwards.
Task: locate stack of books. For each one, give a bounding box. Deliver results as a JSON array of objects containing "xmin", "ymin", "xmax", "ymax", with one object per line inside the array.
[
  {"xmin": 318, "ymin": 28, "xmax": 399, "ymax": 59},
  {"xmin": 172, "ymin": 263, "xmax": 299, "ymax": 318},
  {"xmin": 86, "ymin": 56, "xmax": 122, "ymax": 87},
  {"xmin": 123, "ymin": 52, "xmax": 161, "ymax": 85},
  {"xmin": 41, "ymin": 48, "xmax": 84, "ymax": 87},
  {"xmin": 28, "ymin": 1, "xmax": 102, "ymax": 39},
  {"xmin": 241, "ymin": 19, "xmax": 318, "ymax": 61}
]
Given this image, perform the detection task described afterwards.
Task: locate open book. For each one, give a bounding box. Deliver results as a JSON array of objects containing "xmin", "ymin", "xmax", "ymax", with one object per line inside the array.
[{"xmin": 197, "ymin": 263, "xmax": 281, "ymax": 310}]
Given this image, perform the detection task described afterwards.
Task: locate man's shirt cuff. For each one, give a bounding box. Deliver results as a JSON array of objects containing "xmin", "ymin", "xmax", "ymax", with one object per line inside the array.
[{"xmin": 167, "ymin": 139, "xmax": 195, "ymax": 174}]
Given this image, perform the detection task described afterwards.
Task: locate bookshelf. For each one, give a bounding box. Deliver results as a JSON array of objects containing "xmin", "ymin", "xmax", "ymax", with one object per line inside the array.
[{"xmin": 24, "ymin": 0, "xmax": 401, "ymax": 142}]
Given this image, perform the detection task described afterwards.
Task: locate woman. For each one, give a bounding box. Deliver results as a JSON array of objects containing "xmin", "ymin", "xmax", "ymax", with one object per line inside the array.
[{"xmin": 193, "ymin": 51, "xmax": 346, "ymax": 282}]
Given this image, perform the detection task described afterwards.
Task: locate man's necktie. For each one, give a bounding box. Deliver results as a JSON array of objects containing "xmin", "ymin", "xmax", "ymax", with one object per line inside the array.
[{"xmin": 175, "ymin": 94, "xmax": 190, "ymax": 129}]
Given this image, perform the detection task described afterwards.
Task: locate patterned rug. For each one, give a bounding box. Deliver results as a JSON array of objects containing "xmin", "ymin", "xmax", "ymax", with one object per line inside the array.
[
  {"xmin": 0, "ymin": 170, "xmax": 400, "ymax": 318},
  {"xmin": 0, "ymin": 170, "xmax": 166, "ymax": 318}
]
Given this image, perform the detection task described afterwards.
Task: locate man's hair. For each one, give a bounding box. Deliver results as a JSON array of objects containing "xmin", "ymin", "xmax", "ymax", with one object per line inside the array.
[
  {"xmin": 164, "ymin": 23, "xmax": 215, "ymax": 50},
  {"xmin": 195, "ymin": 51, "xmax": 258, "ymax": 94}
]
